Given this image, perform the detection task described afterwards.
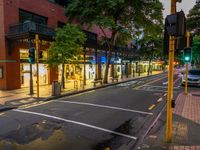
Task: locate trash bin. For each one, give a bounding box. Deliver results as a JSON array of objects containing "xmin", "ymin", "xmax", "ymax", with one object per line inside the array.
[{"xmin": 52, "ymin": 80, "xmax": 61, "ymax": 96}]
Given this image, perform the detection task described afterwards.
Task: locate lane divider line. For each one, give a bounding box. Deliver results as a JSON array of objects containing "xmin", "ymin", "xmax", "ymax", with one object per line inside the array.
[
  {"xmin": 148, "ymin": 104, "xmax": 156, "ymax": 111},
  {"xmin": 52, "ymin": 100, "xmax": 153, "ymax": 115},
  {"xmin": 134, "ymin": 76, "xmax": 168, "ymax": 90},
  {"xmin": 12, "ymin": 109, "xmax": 137, "ymax": 140},
  {"xmin": 157, "ymin": 98, "xmax": 163, "ymax": 103}
]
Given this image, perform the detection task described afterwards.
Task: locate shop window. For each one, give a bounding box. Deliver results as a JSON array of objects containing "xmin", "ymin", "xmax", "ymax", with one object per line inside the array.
[{"xmin": 19, "ymin": 9, "xmax": 48, "ymax": 25}]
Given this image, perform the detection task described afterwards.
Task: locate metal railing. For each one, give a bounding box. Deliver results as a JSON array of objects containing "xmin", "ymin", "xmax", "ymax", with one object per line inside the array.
[{"xmin": 8, "ymin": 21, "xmax": 55, "ymax": 37}]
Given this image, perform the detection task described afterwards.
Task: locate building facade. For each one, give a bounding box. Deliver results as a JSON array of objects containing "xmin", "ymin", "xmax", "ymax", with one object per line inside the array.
[{"xmin": 0, "ymin": 0, "xmax": 163, "ymax": 90}]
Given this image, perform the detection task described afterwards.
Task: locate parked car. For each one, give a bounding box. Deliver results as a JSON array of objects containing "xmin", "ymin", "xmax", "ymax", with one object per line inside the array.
[{"xmin": 181, "ymin": 69, "xmax": 200, "ymax": 86}]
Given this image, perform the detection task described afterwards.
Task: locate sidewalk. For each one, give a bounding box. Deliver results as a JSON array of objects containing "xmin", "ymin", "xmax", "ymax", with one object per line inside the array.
[
  {"xmin": 0, "ymin": 71, "xmax": 162, "ymax": 105},
  {"xmin": 139, "ymin": 89, "xmax": 200, "ymax": 150}
]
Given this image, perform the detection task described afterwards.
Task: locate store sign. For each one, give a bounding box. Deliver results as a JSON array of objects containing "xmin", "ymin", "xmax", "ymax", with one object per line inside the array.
[{"xmin": 0, "ymin": 66, "xmax": 3, "ymax": 79}]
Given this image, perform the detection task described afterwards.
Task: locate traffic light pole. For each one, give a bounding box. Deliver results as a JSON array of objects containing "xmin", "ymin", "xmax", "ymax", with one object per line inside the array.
[
  {"xmin": 35, "ymin": 34, "xmax": 39, "ymax": 99},
  {"xmin": 28, "ymin": 39, "xmax": 34, "ymax": 95},
  {"xmin": 185, "ymin": 32, "xmax": 190, "ymax": 95},
  {"xmin": 166, "ymin": 0, "xmax": 176, "ymax": 143}
]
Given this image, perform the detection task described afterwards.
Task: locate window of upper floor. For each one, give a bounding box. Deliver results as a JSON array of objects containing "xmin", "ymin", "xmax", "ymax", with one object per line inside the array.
[
  {"xmin": 19, "ymin": 9, "xmax": 48, "ymax": 25},
  {"xmin": 49, "ymin": 0, "xmax": 70, "ymax": 7}
]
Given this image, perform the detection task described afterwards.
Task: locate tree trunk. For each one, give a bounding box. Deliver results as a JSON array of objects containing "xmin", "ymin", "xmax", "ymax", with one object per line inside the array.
[
  {"xmin": 103, "ymin": 52, "xmax": 111, "ymax": 83},
  {"xmin": 62, "ymin": 63, "xmax": 65, "ymax": 89},
  {"xmin": 102, "ymin": 32, "xmax": 116, "ymax": 84},
  {"xmin": 148, "ymin": 58, "xmax": 152, "ymax": 76}
]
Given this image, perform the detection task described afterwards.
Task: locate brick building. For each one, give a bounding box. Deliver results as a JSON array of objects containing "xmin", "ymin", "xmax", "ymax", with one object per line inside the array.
[
  {"xmin": 0, "ymin": 0, "xmax": 115, "ymax": 90},
  {"xmin": 0, "ymin": 0, "xmax": 161, "ymax": 90}
]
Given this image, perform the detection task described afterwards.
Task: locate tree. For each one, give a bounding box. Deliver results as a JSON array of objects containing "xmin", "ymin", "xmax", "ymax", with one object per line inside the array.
[
  {"xmin": 187, "ymin": 1, "xmax": 200, "ymax": 67},
  {"xmin": 187, "ymin": 1, "xmax": 200, "ymax": 35},
  {"xmin": 46, "ymin": 24, "xmax": 86, "ymax": 89},
  {"xmin": 192, "ymin": 36, "xmax": 200, "ymax": 67},
  {"xmin": 139, "ymin": 34, "xmax": 163, "ymax": 76},
  {"xmin": 66, "ymin": 0, "xmax": 163, "ymax": 83}
]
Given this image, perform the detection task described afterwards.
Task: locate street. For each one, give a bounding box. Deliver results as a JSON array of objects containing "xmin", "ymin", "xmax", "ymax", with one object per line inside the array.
[{"xmin": 0, "ymin": 73, "xmax": 183, "ymax": 150}]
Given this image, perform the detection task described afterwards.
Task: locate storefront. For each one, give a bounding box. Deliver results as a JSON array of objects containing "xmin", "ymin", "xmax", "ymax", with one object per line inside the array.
[
  {"xmin": 57, "ymin": 55, "xmax": 96, "ymax": 83},
  {"xmin": 20, "ymin": 48, "xmax": 48, "ymax": 87}
]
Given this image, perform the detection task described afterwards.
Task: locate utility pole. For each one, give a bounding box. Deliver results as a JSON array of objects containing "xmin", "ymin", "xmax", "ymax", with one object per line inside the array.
[
  {"xmin": 185, "ymin": 32, "xmax": 190, "ymax": 95},
  {"xmin": 35, "ymin": 34, "xmax": 39, "ymax": 99},
  {"xmin": 166, "ymin": 0, "xmax": 176, "ymax": 143}
]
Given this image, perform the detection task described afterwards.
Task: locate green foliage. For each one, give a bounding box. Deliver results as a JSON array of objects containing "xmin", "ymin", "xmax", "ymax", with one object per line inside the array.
[
  {"xmin": 66, "ymin": 0, "xmax": 163, "ymax": 45},
  {"xmin": 192, "ymin": 36, "xmax": 200, "ymax": 65},
  {"xmin": 138, "ymin": 33, "xmax": 163, "ymax": 60},
  {"xmin": 187, "ymin": 2, "xmax": 200, "ymax": 35},
  {"xmin": 65, "ymin": 0, "xmax": 163, "ymax": 82},
  {"xmin": 187, "ymin": 2, "xmax": 200, "ymax": 66},
  {"xmin": 46, "ymin": 24, "xmax": 86, "ymax": 67}
]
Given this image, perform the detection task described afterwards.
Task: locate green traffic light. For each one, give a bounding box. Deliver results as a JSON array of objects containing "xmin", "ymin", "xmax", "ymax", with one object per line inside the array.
[{"xmin": 185, "ymin": 56, "xmax": 190, "ymax": 61}]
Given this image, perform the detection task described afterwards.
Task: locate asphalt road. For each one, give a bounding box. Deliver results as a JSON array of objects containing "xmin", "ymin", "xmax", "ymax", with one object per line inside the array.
[{"xmin": 0, "ymin": 73, "xmax": 183, "ymax": 150}]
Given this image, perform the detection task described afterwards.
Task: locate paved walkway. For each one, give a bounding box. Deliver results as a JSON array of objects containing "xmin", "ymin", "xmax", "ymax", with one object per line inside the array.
[
  {"xmin": 140, "ymin": 89, "xmax": 200, "ymax": 150},
  {"xmin": 0, "ymin": 71, "xmax": 162, "ymax": 105}
]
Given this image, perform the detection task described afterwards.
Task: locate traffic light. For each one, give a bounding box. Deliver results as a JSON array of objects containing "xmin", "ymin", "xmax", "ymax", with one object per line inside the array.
[
  {"xmin": 175, "ymin": 36, "xmax": 186, "ymax": 52},
  {"xmin": 28, "ymin": 47, "xmax": 36, "ymax": 64},
  {"xmin": 183, "ymin": 47, "xmax": 192, "ymax": 63},
  {"xmin": 163, "ymin": 32, "xmax": 186, "ymax": 55},
  {"xmin": 165, "ymin": 10, "xmax": 186, "ymax": 37},
  {"xmin": 39, "ymin": 51, "xmax": 43, "ymax": 59}
]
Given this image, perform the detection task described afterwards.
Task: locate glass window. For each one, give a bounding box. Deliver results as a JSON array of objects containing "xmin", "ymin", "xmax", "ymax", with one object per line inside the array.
[
  {"xmin": 189, "ymin": 70, "xmax": 200, "ymax": 75},
  {"xmin": 19, "ymin": 9, "xmax": 47, "ymax": 25}
]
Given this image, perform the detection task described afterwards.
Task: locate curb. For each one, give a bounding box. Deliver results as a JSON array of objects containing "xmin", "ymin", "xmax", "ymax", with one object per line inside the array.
[{"xmin": 0, "ymin": 105, "xmax": 17, "ymax": 112}]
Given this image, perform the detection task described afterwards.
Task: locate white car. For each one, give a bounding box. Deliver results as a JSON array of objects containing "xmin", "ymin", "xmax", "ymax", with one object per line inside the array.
[{"xmin": 182, "ymin": 69, "xmax": 200, "ymax": 86}]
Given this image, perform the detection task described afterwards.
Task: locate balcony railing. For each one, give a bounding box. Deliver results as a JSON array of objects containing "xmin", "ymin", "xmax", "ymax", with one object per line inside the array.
[{"xmin": 8, "ymin": 21, "xmax": 55, "ymax": 39}]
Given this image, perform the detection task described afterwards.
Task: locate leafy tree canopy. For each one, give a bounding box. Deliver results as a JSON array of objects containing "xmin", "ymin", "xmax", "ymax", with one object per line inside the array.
[
  {"xmin": 46, "ymin": 23, "xmax": 86, "ymax": 67},
  {"xmin": 66, "ymin": 0, "xmax": 163, "ymax": 44},
  {"xmin": 187, "ymin": 1, "xmax": 200, "ymax": 35},
  {"xmin": 65, "ymin": 0, "xmax": 163, "ymax": 82},
  {"xmin": 192, "ymin": 36, "xmax": 200, "ymax": 66}
]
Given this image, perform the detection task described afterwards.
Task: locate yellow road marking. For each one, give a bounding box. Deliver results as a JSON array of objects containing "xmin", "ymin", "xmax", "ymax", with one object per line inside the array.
[
  {"xmin": 0, "ymin": 113, "xmax": 5, "ymax": 116},
  {"xmin": 157, "ymin": 98, "xmax": 163, "ymax": 103},
  {"xmin": 148, "ymin": 104, "xmax": 156, "ymax": 110},
  {"xmin": 19, "ymin": 101, "xmax": 51, "ymax": 109}
]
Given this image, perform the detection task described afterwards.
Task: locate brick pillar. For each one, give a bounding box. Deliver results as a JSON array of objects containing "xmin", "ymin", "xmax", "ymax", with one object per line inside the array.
[{"xmin": 48, "ymin": 66, "xmax": 58, "ymax": 84}]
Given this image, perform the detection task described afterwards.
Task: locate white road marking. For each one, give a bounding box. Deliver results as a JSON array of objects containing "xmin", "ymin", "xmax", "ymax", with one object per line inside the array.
[
  {"xmin": 143, "ymin": 85, "xmax": 179, "ymax": 90},
  {"xmin": 52, "ymin": 100, "xmax": 153, "ymax": 115},
  {"xmin": 13, "ymin": 109, "xmax": 137, "ymax": 140}
]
